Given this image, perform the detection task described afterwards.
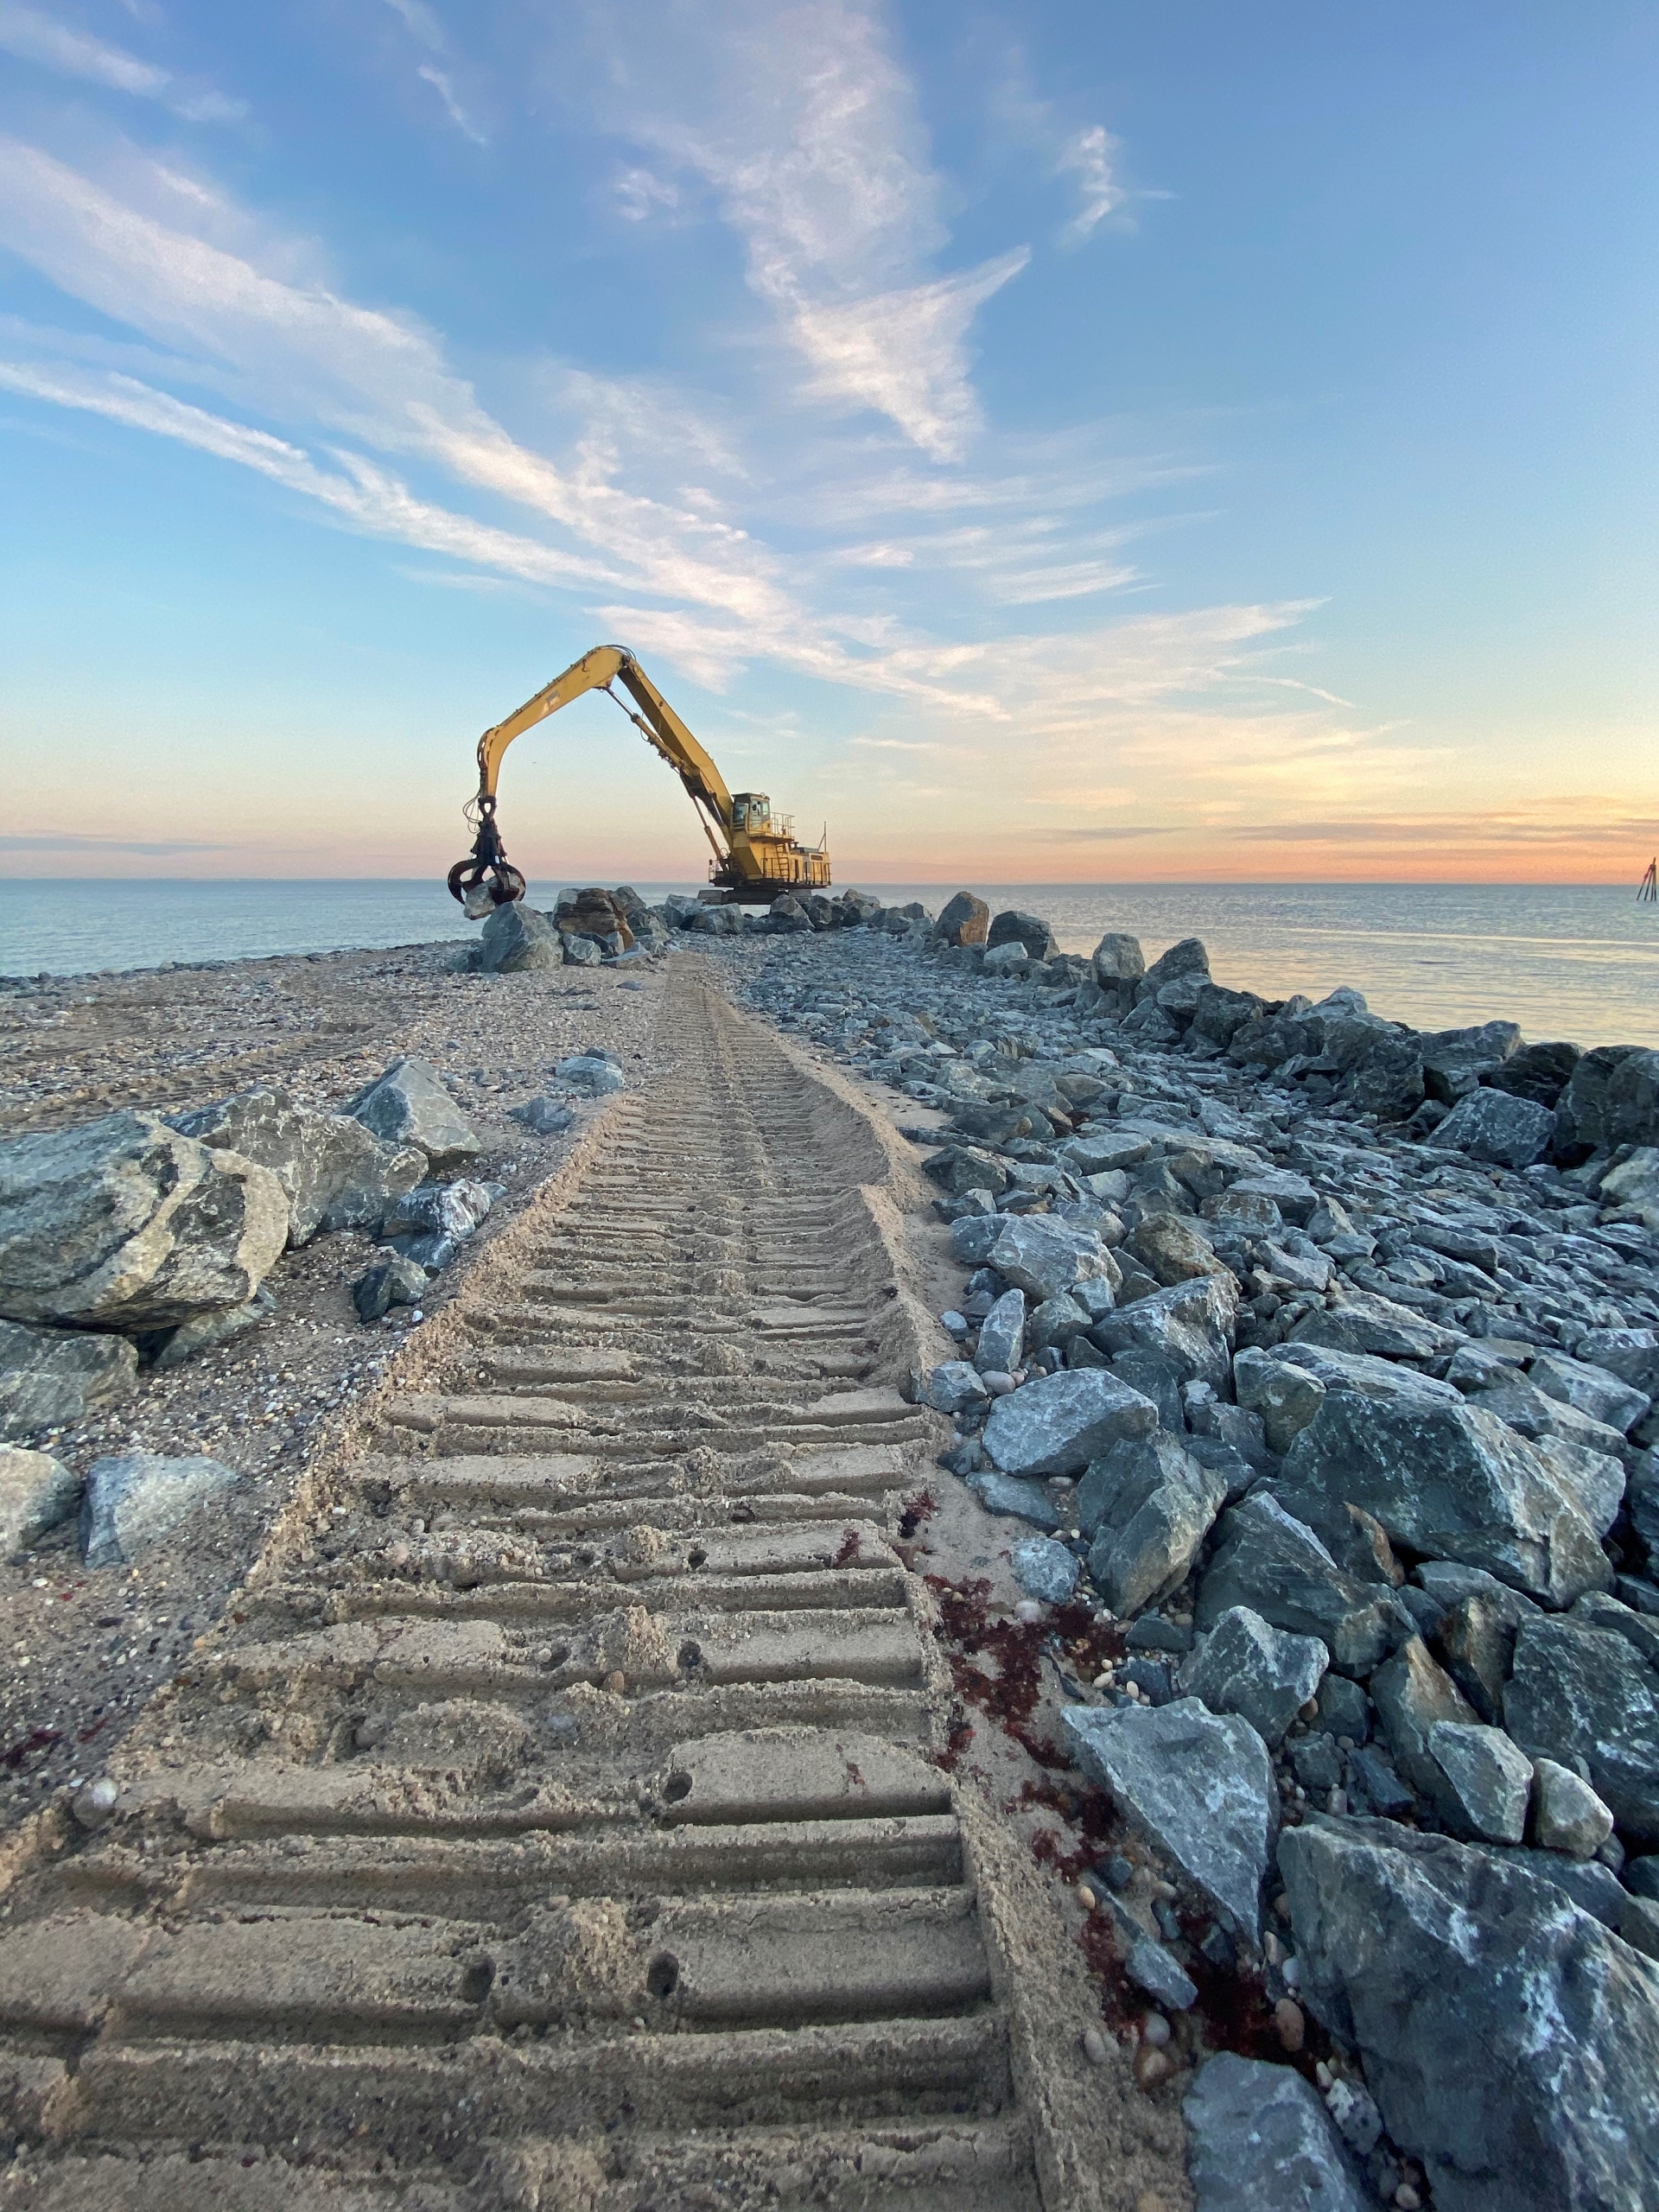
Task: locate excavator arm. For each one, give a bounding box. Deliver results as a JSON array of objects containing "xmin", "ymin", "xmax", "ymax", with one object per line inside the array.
[{"xmin": 447, "ymin": 642, "xmax": 830, "ymax": 911}]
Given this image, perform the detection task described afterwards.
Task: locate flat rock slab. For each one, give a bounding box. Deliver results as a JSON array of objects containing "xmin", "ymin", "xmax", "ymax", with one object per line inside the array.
[
  {"xmin": 79, "ymin": 1451, "xmax": 239, "ymax": 1569},
  {"xmin": 0, "ymin": 1318, "xmax": 136, "ymax": 1440},
  {"xmin": 1063, "ymin": 1697, "xmax": 1275, "ymax": 1936},
  {"xmin": 983, "ymin": 1369, "xmax": 1157, "ymax": 1478},
  {"xmin": 1184, "ymin": 2051, "xmax": 1369, "ymax": 2212},
  {"xmin": 1281, "ymin": 1815, "xmax": 1659, "ymax": 2212}
]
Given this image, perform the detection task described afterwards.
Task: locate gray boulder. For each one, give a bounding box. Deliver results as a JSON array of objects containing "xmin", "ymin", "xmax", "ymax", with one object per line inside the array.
[
  {"xmin": 1427, "ymin": 1720, "xmax": 1533, "ymax": 1843},
  {"xmin": 0, "ymin": 1111, "xmax": 288, "ymax": 1333},
  {"xmin": 0, "ymin": 1446, "xmax": 80, "ymax": 1554},
  {"xmin": 768, "ymin": 893, "xmax": 810, "ymax": 932},
  {"xmin": 1503, "ymin": 1615, "xmax": 1659, "ymax": 1842},
  {"xmin": 1432, "ymin": 1088, "xmax": 1555, "ymax": 1169},
  {"xmin": 1289, "ymin": 1287, "xmax": 1460, "ymax": 1361},
  {"xmin": 975, "ymin": 1288, "xmax": 1027, "ymax": 1374},
  {"xmin": 982, "ymin": 1369, "xmax": 1158, "ymax": 1478},
  {"xmin": 1010, "ymin": 1535, "xmax": 1081, "ymax": 1605},
  {"xmin": 508, "ymin": 1095, "xmax": 575, "ymax": 1136},
  {"xmin": 934, "ymin": 892, "xmax": 989, "ymax": 947},
  {"xmin": 1530, "ymin": 1758, "xmax": 1615, "ymax": 1859},
  {"xmin": 965, "ymin": 1471, "xmax": 1063, "ymax": 1529},
  {"xmin": 1139, "ymin": 938, "xmax": 1211, "ymax": 998},
  {"xmin": 173, "ymin": 1087, "xmax": 425, "ymax": 1245},
  {"xmin": 1419, "ymin": 1020, "xmax": 1522, "ymax": 1103},
  {"xmin": 1529, "ymin": 1349, "xmax": 1649, "ymax": 1436},
  {"xmin": 79, "ymin": 1451, "xmax": 238, "ymax": 1568},
  {"xmin": 1126, "ymin": 1214, "xmax": 1234, "ymax": 1288},
  {"xmin": 1279, "ymin": 1342, "xmax": 1463, "ymax": 1412},
  {"xmin": 349, "ymin": 1058, "xmax": 480, "ymax": 1173},
  {"xmin": 1281, "ymin": 1390, "xmax": 1611, "ymax": 1608},
  {"xmin": 1184, "ymin": 2052, "xmax": 1370, "ymax": 2212},
  {"xmin": 988, "ymin": 910, "xmax": 1058, "ymax": 961},
  {"xmin": 1093, "ymin": 1275, "xmax": 1237, "ymax": 1394},
  {"xmin": 1599, "ymin": 1147, "xmax": 1659, "ymax": 1229},
  {"xmin": 1552, "ymin": 1044, "xmax": 1643, "ymax": 1160},
  {"xmin": 352, "ymin": 1253, "xmax": 428, "ymax": 1323},
  {"xmin": 0, "ymin": 1319, "xmax": 136, "ymax": 1440},
  {"xmin": 1064, "ymin": 1697, "xmax": 1275, "ymax": 1935},
  {"xmin": 380, "ymin": 1178, "xmax": 493, "ymax": 1243},
  {"xmin": 1180, "ymin": 1605, "xmax": 1328, "ymax": 1747},
  {"xmin": 148, "ymin": 1286, "xmax": 277, "ymax": 1370},
  {"xmin": 1280, "ymin": 1816, "xmax": 1659, "ymax": 2212},
  {"xmin": 1081, "ymin": 1431, "xmax": 1227, "ymax": 1617},
  {"xmin": 554, "ymin": 1052, "xmax": 626, "ymax": 1096},
  {"xmin": 986, "ymin": 1217, "xmax": 1116, "ymax": 1304},
  {"xmin": 1198, "ymin": 1493, "xmax": 1411, "ymax": 1675},
  {"xmin": 562, "ymin": 932, "xmax": 603, "ymax": 964},
  {"xmin": 474, "ymin": 900, "xmax": 563, "ymax": 973},
  {"xmin": 1090, "ymin": 933, "xmax": 1145, "ymax": 1007},
  {"xmin": 1233, "ymin": 1346, "xmax": 1326, "ymax": 1453},
  {"xmin": 1485, "ymin": 1038, "xmax": 1580, "ymax": 1109},
  {"xmin": 920, "ymin": 1360, "xmax": 990, "ymax": 1415},
  {"xmin": 1345, "ymin": 1035, "xmax": 1427, "ymax": 1120}
]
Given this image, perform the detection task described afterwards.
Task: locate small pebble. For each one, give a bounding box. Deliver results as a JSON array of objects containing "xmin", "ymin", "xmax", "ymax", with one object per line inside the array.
[
  {"xmin": 1133, "ymin": 2044, "xmax": 1175, "ymax": 2092},
  {"xmin": 71, "ymin": 1777, "xmax": 118, "ymax": 1828},
  {"xmin": 602, "ymin": 1669, "xmax": 627, "ymax": 1694},
  {"xmin": 1281, "ymin": 1954, "xmax": 1301, "ymax": 1990},
  {"xmin": 1081, "ymin": 2025, "xmax": 1109, "ymax": 2066},
  {"xmin": 1315, "ymin": 2061, "xmax": 1333, "ymax": 2089},
  {"xmin": 1077, "ymin": 1882, "xmax": 1098, "ymax": 1911},
  {"xmin": 1014, "ymin": 1599, "xmax": 1042, "ymax": 1624},
  {"xmin": 1395, "ymin": 2190, "xmax": 1421, "ymax": 2211},
  {"xmin": 1141, "ymin": 2012, "xmax": 1171, "ymax": 2048},
  {"xmin": 1274, "ymin": 1997, "xmax": 1306, "ymax": 2052}
]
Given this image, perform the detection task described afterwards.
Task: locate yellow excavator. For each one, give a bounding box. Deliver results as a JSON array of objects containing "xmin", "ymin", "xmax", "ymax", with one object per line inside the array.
[{"xmin": 447, "ymin": 644, "xmax": 832, "ymax": 912}]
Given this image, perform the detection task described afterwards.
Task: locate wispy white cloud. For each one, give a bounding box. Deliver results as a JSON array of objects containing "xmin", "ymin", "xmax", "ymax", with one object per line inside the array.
[
  {"xmin": 0, "ymin": 0, "xmax": 245, "ymax": 122},
  {"xmin": 1055, "ymin": 124, "xmax": 1126, "ymax": 247},
  {"xmin": 586, "ymin": 0, "xmax": 1026, "ymax": 458},
  {"xmin": 380, "ymin": 0, "xmax": 487, "ymax": 143}
]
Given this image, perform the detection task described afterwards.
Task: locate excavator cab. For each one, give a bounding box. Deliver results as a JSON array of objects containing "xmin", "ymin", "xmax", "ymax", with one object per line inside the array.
[{"xmin": 731, "ymin": 794, "xmax": 772, "ymax": 830}]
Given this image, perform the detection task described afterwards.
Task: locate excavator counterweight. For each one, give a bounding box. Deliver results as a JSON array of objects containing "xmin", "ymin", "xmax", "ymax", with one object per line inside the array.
[{"xmin": 446, "ymin": 644, "xmax": 830, "ymax": 912}]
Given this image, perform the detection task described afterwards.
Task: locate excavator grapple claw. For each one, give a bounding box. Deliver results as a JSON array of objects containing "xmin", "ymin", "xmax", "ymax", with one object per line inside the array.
[{"xmin": 447, "ymin": 802, "xmax": 525, "ymax": 913}]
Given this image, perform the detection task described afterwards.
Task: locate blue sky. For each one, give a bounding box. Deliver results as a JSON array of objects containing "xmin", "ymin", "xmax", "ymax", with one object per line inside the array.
[{"xmin": 1, "ymin": 1, "xmax": 1655, "ymax": 884}]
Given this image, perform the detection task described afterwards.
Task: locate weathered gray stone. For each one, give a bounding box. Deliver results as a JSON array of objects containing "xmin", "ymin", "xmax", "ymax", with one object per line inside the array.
[
  {"xmin": 1279, "ymin": 1342, "xmax": 1463, "ymax": 1412},
  {"xmin": 352, "ymin": 1254, "xmax": 427, "ymax": 1323},
  {"xmin": 965, "ymin": 1470, "xmax": 1063, "ymax": 1529},
  {"xmin": 1427, "ymin": 1720, "xmax": 1532, "ymax": 1843},
  {"xmin": 1198, "ymin": 1493, "xmax": 1411, "ymax": 1675},
  {"xmin": 1091, "ymin": 931, "xmax": 1145, "ymax": 989},
  {"xmin": 0, "ymin": 1319, "xmax": 136, "ymax": 1440},
  {"xmin": 987, "ymin": 909, "xmax": 1058, "ymax": 960},
  {"xmin": 1371, "ymin": 1635, "xmax": 1481, "ymax": 1810},
  {"xmin": 1028, "ymin": 1294, "xmax": 1090, "ymax": 1354},
  {"xmin": 1064, "ymin": 1697, "xmax": 1275, "ymax": 1935},
  {"xmin": 1180, "ymin": 1605, "xmax": 1328, "ymax": 1748},
  {"xmin": 1121, "ymin": 1925, "xmax": 1198, "ymax": 2012},
  {"xmin": 982, "ymin": 1369, "xmax": 1158, "ymax": 1478},
  {"xmin": 1080, "ymin": 1432, "xmax": 1227, "ymax": 1617},
  {"xmin": 380, "ymin": 1178, "xmax": 493, "ymax": 1244},
  {"xmin": 1430, "ymin": 1089, "xmax": 1559, "ymax": 1168},
  {"xmin": 1345, "ymin": 1035, "xmax": 1427, "ymax": 1120},
  {"xmin": 171, "ymin": 1087, "xmax": 425, "ymax": 1245},
  {"xmin": 1530, "ymin": 1349, "xmax": 1649, "ymax": 1435},
  {"xmin": 79, "ymin": 1451, "xmax": 238, "ymax": 1568},
  {"xmin": 1530, "ymin": 1757, "xmax": 1615, "ymax": 1859},
  {"xmin": 148, "ymin": 1285, "xmax": 277, "ymax": 1370},
  {"xmin": 474, "ymin": 900, "xmax": 563, "ymax": 973},
  {"xmin": 1431, "ymin": 1593, "xmax": 1516, "ymax": 1725},
  {"xmin": 974, "ymin": 1289, "xmax": 1027, "ymax": 1374},
  {"xmin": 1126, "ymin": 1214, "xmax": 1233, "ymax": 1288},
  {"xmin": 1186, "ymin": 984, "xmax": 1266, "ymax": 1051},
  {"xmin": 1503, "ymin": 1615, "xmax": 1659, "ymax": 1842},
  {"xmin": 0, "ymin": 1111, "xmax": 289, "ymax": 1333},
  {"xmin": 1420, "ymin": 1021, "xmax": 1522, "ymax": 1103},
  {"xmin": 1271, "ymin": 1484, "xmax": 1404, "ymax": 1590},
  {"xmin": 1281, "ymin": 1816, "xmax": 1659, "ymax": 2212},
  {"xmin": 508, "ymin": 1095, "xmax": 575, "ymax": 1136},
  {"xmin": 349, "ymin": 1059, "xmax": 480, "ymax": 1172},
  {"xmin": 1094, "ymin": 1275, "xmax": 1237, "ymax": 1395},
  {"xmin": 1184, "ymin": 2053, "xmax": 1369, "ymax": 2212},
  {"xmin": 554, "ymin": 1052, "xmax": 626, "ymax": 1096},
  {"xmin": 1484, "ymin": 1038, "xmax": 1580, "ymax": 1109},
  {"xmin": 1597, "ymin": 1145, "xmax": 1659, "ymax": 1229},
  {"xmin": 920, "ymin": 1360, "xmax": 990, "ymax": 1414},
  {"xmin": 933, "ymin": 891, "xmax": 990, "ymax": 947},
  {"xmin": 0, "ymin": 1446, "xmax": 79, "ymax": 1554},
  {"xmin": 1280, "ymin": 1390, "xmax": 1611, "ymax": 1608},
  {"xmin": 987, "ymin": 1216, "xmax": 1116, "ymax": 1303},
  {"xmin": 1552, "ymin": 1044, "xmax": 1643, "ymax": 1160},
  {"xmin": 1233, "ymin": 1346, "xmax": 1325, "ymax": 1452},
  {"xmin": 1289, "ymin": 1287, "xmax": 1461, "ymax": 1361},
  {"xmin": 1011, "ymin": 1535, "xmax": 1081, "ymax": 1604},
  {"xmin": 562, "ymin": 931, "xmax": 603, "ymax": 965},
  {"xmin": 1140, "ymin": 938, "xmax": 1211, "ymax": 997}
]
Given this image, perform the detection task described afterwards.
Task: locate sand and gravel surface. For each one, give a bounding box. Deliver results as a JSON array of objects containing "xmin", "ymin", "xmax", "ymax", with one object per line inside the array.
[
  {"xmin": 0, "ymin": 937, "xmax": 1188, "ymax": 2212},
  {"xmin": 0, "ymin": 940, "xmax": 692, "ymax": 1839}
]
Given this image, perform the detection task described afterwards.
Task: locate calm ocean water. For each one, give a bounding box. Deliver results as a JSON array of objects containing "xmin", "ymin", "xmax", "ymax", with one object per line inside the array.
[{"xmin": 1, "ymin": 879, "xmax": 1655, "ymax": 1049}]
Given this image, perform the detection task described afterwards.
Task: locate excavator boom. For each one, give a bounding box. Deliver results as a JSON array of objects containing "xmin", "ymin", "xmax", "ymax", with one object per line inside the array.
[{"xmin": 448, "ymin": 643, "xmax": 831, "ymax": 911}]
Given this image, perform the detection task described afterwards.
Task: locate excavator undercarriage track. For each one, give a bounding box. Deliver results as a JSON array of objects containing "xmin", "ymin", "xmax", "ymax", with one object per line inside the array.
[{"xmin": 0, "ymin": 977, "xmax": 1097, "ymax": 2212}]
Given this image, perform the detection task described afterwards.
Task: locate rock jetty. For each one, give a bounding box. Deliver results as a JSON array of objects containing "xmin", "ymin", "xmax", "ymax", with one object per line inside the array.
[{"xmin": 731, "ymin": 893, "xmax": 1659, "ymax": 2212}]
